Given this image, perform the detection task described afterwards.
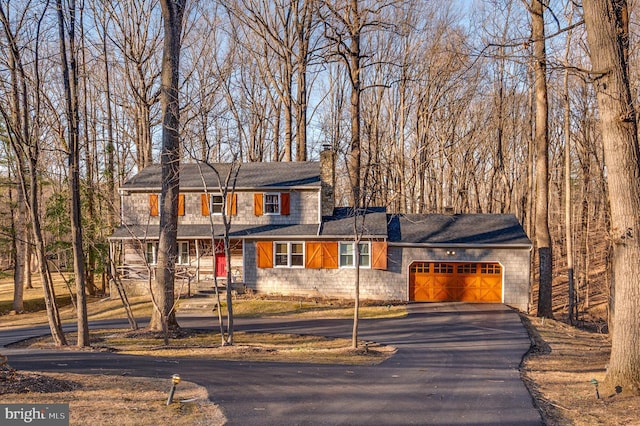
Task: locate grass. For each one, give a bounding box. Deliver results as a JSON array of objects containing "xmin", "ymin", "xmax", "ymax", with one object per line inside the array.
[{"xmin": 1, "ymin": 275, "xmax": 401, "ymax": 425}]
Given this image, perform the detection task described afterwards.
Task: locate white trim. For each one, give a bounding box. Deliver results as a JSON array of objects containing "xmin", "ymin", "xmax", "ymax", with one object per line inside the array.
[
  {"xmin": 210, "ymin": 194, "xmax": 224, "ymax": 215},
  {"xmin": 145, "ymin": 242, "xmax": 158, "ymax": 265},
  {"xmin": 338, "ymin": 241, "xmax": 371, "ymax": 269},
  {"xmin": 177, "ymin": 241, "xmax": 190, "ymax": 265},
  {"xmin": 264, "ymin": 193, "xmax": 281, "ymax": 215},
  {"xmin": 273, "ymin": 241, "xmax": 305, "ymax": 268}
]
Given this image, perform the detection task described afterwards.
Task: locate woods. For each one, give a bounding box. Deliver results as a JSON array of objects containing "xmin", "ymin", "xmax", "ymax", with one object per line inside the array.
[{"xmin": 0, "ymin": 0, "xmax": 638, "ymax": 392}]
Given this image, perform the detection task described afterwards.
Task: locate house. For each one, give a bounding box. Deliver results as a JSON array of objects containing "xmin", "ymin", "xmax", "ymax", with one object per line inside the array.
[{"xmin": 108, "ymin": 150, "xmax": 532, "ymax": 311}]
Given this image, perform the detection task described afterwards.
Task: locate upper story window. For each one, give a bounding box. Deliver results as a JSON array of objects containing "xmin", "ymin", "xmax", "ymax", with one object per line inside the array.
[
  {"xmin": 254, "ymin": 192, "xmax": 290, "ymax": 216},
  {"xmin": 274, "ymin": 242, "xmax": 305, "ymax": 267},
  {"xmin": 149, "ymin": 194, "xmax": 184, "ymax": 216},
  {"xmin": 211, "ymin": 195, "xmax": 224, "ymax": 215},
  {"xmin": 265, "ymin": 193, "xmax": 280, "ymax": 214},
  {"xmin": 339, "ymin": 242, "xmax": 370, "ymax": 268},
  {"xmin": 201, "ymin": 193, "xmax": 237, "ymax": 216}
]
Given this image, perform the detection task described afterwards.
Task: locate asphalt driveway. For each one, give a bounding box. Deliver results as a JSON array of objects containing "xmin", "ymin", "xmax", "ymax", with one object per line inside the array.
[{"xmin": 2, "ymin": 303, "xmax": 542, "ymax": 425}]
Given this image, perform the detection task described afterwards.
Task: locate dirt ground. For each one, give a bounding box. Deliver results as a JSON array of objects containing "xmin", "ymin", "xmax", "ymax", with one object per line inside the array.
[
  {"xmin": 0, "ymin": 370, "xmax": 226, "ymax": 425},
  {"xmin": 520, "ymin": 315, "xmax": 640, "ymax": 425}
]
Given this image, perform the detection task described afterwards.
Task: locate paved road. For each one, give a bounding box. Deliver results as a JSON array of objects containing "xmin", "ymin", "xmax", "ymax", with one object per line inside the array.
[{"xmin": 2, "ymin": 303, "xmax": 542, "ymax": 425}]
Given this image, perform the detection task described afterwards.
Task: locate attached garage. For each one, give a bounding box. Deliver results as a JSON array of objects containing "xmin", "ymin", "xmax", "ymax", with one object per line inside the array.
[
  {"xmin": 409, "ymin": 262, "xmax": 503, "ymax": 302},
  {"xmin": 389, "ymin": 214, "xmax": 532, "ymax": 311}
]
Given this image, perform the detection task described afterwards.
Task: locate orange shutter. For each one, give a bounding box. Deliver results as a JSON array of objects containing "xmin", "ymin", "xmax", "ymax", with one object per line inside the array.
[
  {"xmin": 254, "ymin": 193, "xmax": 263, "ymax": 216},
  {"xmin": 201, "ymin": 194, "xmax": 210, "ymax": 216},
  {"xmin": 178, "ymin": 194, "xmax": 185, "ymax": 216},
  {"xmin": 371, "ymin": 241, "xmax": 388, "ymax": 270},
  {"xmin": 281, "ymin": 192, "xmax": 290, "ymax": 215},
  {"xmin": 256, "ymin": 241, "xmax": 273, "ymax": 268},
  {"xmin": 149, "ymin": 194, "xmax": 159, "ymax": 216},
  {"xmin": 227, "ymin": 193, "xmax": 237, "ymax": 216},
  {"xmin": 305, "ymin": 242, "xmax": 323, "ymax": 269},
  {"xmin": 322, "ymin": 242, "xmax": 339, "ymax": 269}
]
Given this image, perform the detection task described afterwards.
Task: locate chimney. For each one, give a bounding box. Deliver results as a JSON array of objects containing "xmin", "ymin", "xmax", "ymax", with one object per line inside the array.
[{"xmin": 320, "ymin": 144, "xmax": 335, "ymax": 217}]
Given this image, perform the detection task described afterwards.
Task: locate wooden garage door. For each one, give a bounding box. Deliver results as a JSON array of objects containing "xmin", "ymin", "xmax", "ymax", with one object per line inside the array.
[{"xmin": 409, "ymin": 262, "xmax": 502, "ymax": 302}]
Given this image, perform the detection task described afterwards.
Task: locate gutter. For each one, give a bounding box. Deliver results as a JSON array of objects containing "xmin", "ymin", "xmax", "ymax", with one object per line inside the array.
[
  {"xmin": 388, "ymin": 242, "xmax": 533, "ymax": 250},
  {"xmin": 119, "ymin": 186, "xmax": 320, "ymax": 193}
]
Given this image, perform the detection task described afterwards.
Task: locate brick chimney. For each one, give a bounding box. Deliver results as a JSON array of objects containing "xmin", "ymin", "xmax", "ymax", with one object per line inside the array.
[{"xmin": 320, "ymin": 144, "xmax": 335, "ymax": 217}]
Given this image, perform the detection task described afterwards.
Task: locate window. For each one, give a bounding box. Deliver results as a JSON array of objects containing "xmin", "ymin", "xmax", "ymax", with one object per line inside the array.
[
  {"xmin": 145, "ymin": 242, "xmax": 158, "ymax": 265},
  {"xmin": 211, "ymin": 195, "xmax": 224, "ymax": 215},
  {"xmin": 254, "ymin": 192, "xmax": 289, "ymax": 216},
  {"xmin": 433, "ymin": 263, "xmax": 453, "ymax": 274},
  {"xmin": 265, "ymin": 193, "xmax": 280, "ymax": 214},
  {"xmin": 339, "ymin": 242, "xmax": 371, "ymax": 268},
  {"xmin": 274, "ymin": 242, "xmax": 305, "ymax": 267},
  {"xmin": 178, "ymin": 241, "xmax": 189, "ymax": 265},
  {"xmin": 457, "ymin": 264, "xmax": 477, "ymax": 274},
  {"xmin": 481, "ymin": 264, "xmax": 502, "ymax": 275},
  {"xmin": 411, "ymin": 263, "xmax": 431, "ymax": 273}
]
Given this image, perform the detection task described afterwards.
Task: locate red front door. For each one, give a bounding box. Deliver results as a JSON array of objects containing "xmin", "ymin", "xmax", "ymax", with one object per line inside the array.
[{"xmin": 215, "ymin": 253, "xmax": 227, "ymax": 277}]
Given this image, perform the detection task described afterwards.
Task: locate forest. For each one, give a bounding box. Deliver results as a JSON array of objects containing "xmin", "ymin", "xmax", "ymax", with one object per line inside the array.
[{"xmin": 1, "ymin": 0, "xmax": 639, "ymax": 386}]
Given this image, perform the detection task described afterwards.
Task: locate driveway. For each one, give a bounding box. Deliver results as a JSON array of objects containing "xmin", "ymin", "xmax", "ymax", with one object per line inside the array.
[{"xmin": 2, "ymin": 303, "xmax": 542, "ymax": 425}]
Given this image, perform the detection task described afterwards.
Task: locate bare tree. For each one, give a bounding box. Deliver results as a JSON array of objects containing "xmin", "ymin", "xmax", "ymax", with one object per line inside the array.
[
  {"xmin": 55, "ymin": 0, "xmax": 89, "ymax": 347},
  {"xmin": 582, "ymin": 0, "xmax": 640, "ymax": 394},
  {"xmin": 104, "ymin": 0, "xmax": 162, "ymax": 169},
  {"xmin": 0, "ymin": 0, "xmax": 67, "ymax": 346}
]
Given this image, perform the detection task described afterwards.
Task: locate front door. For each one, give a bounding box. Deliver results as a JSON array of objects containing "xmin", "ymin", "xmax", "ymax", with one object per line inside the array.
[{"xmin": 215, "ymin": 253, "xmax": 227, "ymax": 277}]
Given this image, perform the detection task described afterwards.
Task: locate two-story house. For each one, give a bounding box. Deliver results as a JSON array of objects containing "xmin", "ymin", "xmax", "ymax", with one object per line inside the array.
[{"xmin": 108, "ymin": 149, "xmax": 532, "ymax": 311}]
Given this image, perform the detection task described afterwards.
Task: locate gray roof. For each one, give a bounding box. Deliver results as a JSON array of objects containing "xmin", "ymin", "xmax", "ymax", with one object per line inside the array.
[
  {"xmin": 320, "ymin": 207, "xmax": 388, "ymax": 238},
  {"xmin": 388, "ymin": 214, "xmax": 531, "ymax": 247},
  {"xmin": 109, "ymin": 223, "xmax": 321, "ymax": 240},
  {"xmin": 109, "ymin": 213, "xmax": 531, "ymax": 247},
  {"xmin": 122, "ymin": 162, "xmax": 321, "ymax": 191}
]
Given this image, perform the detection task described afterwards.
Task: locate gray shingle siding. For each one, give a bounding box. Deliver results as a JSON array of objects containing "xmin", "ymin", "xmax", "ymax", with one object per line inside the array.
[
  {"xmin": 113, "ymin": 161, "xmax": 532, "ymax": 311},
  {"xmin": 244, "ymin": 242, "xmax": 530, "ymax": 311}
]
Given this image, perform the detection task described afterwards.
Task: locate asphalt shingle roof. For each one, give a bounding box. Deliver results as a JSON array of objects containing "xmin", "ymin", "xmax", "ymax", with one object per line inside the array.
[
  {"xmin": 388, "ymin": 214, "xmax": 531, "ymax": 247},
  {"xmin": 109, "ymin": 223, "xmax": 321, "ymax": 240},
  {"xmin": 122, "ymin": 162, "xmax": 321, "ymax": 191},
  {"xmin": 320, "ymin": 207, "xmax": 388, "ymax": 238}
]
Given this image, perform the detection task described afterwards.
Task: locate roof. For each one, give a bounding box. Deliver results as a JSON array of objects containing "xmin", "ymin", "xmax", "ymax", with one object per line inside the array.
[
  {"xmin": 109, "ymin": 223, "xmax": 321, "ymax": 240},
  {"xmin": 388, "ymin": 214, "xmax": 531, "ymax": 247},
  {"xmin": 121, "ymin": 162, "xmax": 321, "ymax": 191},
  {"xmin": 110, "ymin": 212, "xmax": 530, "ymax": 248},
  {"xmin": 319, "ymin": 207, "xmax": 388, "ymax": 238}
]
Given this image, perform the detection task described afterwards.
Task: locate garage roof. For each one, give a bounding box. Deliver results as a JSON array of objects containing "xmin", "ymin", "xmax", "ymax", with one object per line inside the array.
[{"xmin": 388, "ymin": 214, "xmax": 532, "ymax": 247}]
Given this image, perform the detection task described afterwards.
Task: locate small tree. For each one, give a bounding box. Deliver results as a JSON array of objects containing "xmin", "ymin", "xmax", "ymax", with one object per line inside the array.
[{"xmin": 197, "ymin": 160, "xmax": 241, "ymax": 345}]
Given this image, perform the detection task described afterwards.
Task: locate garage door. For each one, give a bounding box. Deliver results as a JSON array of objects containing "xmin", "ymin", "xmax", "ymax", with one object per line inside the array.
[{"xmin": 409, "ymin": 262, "xmax": 502, "ymax": 302}]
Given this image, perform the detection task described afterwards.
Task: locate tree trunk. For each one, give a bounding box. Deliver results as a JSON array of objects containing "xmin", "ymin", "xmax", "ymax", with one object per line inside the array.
[
  {"xmin": 56, "ymin": 0, "xmax": 89, "ymax": 347},
  {"xmin": 583, "ymin": 0, "xmax": 640, "ymax": 394},
  {"xmin": 9, "ymin": 166, "xmax": 26, "ymax": 313},
  {"xmin": 531, "ymin": 0, "xmax": 553, "ymax": 318},
  {"xmin": 563, "ymin": 10, "xmax": 576, "ymax": 324},
  {"xmin": 150, "ymin": 0, "xmax": 185, "ymax": 333},
  {"xmin": 0, "ymin": 2, "xmax": 66, "ymax": 345}
]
